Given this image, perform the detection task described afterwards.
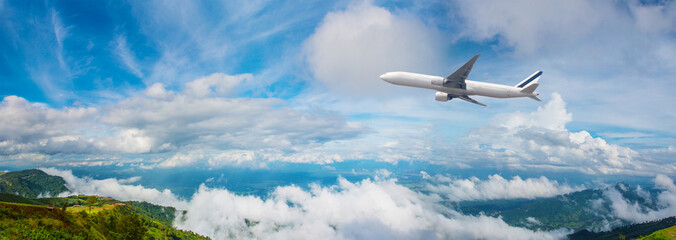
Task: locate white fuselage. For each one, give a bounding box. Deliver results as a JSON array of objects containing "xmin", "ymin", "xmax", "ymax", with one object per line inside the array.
[{"xmin": 379, "ymin": 72, "xmax": 534, "ymax": 98}]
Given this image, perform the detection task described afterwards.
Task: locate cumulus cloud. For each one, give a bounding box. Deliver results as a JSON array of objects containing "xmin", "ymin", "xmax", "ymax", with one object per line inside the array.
[
  {"xmin": 454, "ymin": 0, "xmax": 611, "ymax": 55},
  {"xmin": 41, "ymin": 168, "xmax": 187, "ymax": 208},
  {"xmin": 0, "ymin": 96, "xmax": 98, "ymax": 155},
  {"xmin": 101, "ymin": 75, "xmax": 365, "ymax": 155},
  {"xmin": 454, "ymin": 0, "xmax": 676, "ymax": 56},
  {"xmin": 457, "ymin": 92, "xmax": 671, "ymax": 175},
  {"xmin": 0, "ymin": 73, "xmax": 365, "ymax": 166},
  {"xmin": 605, "ymin": 174, "xmax": 676, "ymax": 223},
  {"xmin": 424, "ymin": 174, "xmax": 584, "ymax": 201},
  {"xmin": 304, "ymin": 1, "xmax": 446, "ymax": 95},
  {"xmin": 175, "ymin": 177, "xmax": 568, "ymax": 240}
]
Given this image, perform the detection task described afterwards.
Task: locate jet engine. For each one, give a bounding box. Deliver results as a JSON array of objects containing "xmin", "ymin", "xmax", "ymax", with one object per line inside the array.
[{"xmin": 435, "ymin": 92, "xmax": 452, "ymax": 102}]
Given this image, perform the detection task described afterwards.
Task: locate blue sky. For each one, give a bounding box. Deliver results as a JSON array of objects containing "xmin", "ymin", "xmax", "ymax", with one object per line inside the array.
[{"xmin": 1, "ymin": 0, "xmax": 675, "ymax": 177}]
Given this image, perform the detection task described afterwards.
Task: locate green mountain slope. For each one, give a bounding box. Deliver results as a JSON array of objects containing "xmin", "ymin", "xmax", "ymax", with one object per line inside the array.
[
  {"xmin": 0, "ymin": 169, "xmax": 68, "ymax": 198},
  {"xmin": 129, "ymin": 201, "xmax": 177, "ymax": 226},
  {"xmin": 568, "ymin": 216, "xmax": 676, "ymax": 240},
  {"xmin": 636, "ymin": 224, "xmax": 676, "ymax": 240},
  {"xmin": 0, "ymin": 196, "xmax": 209, "ymax": 240},
  {"xmin": 0, "ymin": 192, "xmax": 46, "ymax": 205},
  {"xmin": 495, "ymin": 183, "xmax": 660, "ymax": 231}
]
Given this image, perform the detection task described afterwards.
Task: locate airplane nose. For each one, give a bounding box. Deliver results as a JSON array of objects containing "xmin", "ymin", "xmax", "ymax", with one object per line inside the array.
[{"xmin": 380, "ymin": 73, "xmax": 391, "ymax": 82}]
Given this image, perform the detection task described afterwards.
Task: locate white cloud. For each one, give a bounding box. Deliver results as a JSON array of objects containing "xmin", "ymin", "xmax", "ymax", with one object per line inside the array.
[
  {"xmin": 0, "ymin": 73, "xmax": 365, "ymax": 167},
  {"xmin": 454, "ymin": 0, "xmax": 676, "ymax": 57},
  {"xmin": 184, "ymin": 73, "xmax": 250, "ymax": 98},
  {"xmin": 144, "ymin": 83, "xmax": 174, "ymax": 99},
  {"xmin": 156, "ymin": 148, "xmax": 351, "ymax": 169},
  {"xmin": 424, "ymin": 174, "xmax": 583, "ymax": 201},
  {"xmin": 457, "ymin": 92, "xmax": 671, "ymax": 175},
  {"xmin": 113, "ymin": 35, "xmax": 144, "ymax": 78},
  {"xmin": 175, "ymin": 177, "xmax": 568, "ymax": 240},
  {"xmin": 598, "ymin": 132, "xmax": 656, "ymax": 139},
  {"xmin": 118, "ymin": 176, "xmax": 142, "ymax": 184},
  {"xmin": 100, "ymin": 74, "xmax": 366, "ymax": 155},
  {"xmin": 454, "ymin": 0, "xmax": 611, "ymax": 55},
  {"xmin": 156, "ymin": 152, "xmax": 200, "ymax": 168},
  {"xmin": 41, "ymin": 167, "xmax": 187, "ymax": 208},
  {"xmin": 304, "ymin": 1, "xmax": 447, "ymax": 95},
  {"xmin": 0, "ymin": 96, "xmax": 98, "ymax": 155},
  {"xmin": 605, "ymin": 174, "xmax": 676, "ymax": 223}
]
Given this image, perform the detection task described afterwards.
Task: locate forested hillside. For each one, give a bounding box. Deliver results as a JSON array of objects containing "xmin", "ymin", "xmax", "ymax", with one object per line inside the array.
[
  {"xmin": 0, "ymin": 169, "xmax": 68, "ymax": 198},
  {"xmin": 568, "ymin": 217, "xmax": 676, "ymax": 240},
  {"xmin": 0, "ymin": 196, "xmax": 209, "ymax": 240},
  {"xmin": 0, "ymin": 168, "xmax": 206, "ymax": 240},
  {"xmin": 497, "ymin": 183, "xmax": 662, "ymax": 231}
]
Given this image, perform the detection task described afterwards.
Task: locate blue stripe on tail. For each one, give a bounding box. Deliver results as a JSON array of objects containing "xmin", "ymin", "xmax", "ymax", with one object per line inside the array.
[{"xmin": 517, "ymin": 71, "xmax": 542, "ymax": 88}]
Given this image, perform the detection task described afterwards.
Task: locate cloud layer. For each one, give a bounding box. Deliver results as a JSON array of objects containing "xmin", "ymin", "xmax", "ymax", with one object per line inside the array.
[
  {"xmin": 422, "ymin": 173, "xmax": 584, "ymax": 201},
  {"xmin": 43, "ymin": 168, "xmax": 569, "ymax": 239},
  {"xmin": 605, "ymin": 174, "xmax": 676, "ymax": 223},
  {"xmin": 176, "ymin": 178, "xmax": 569, "ymax": 240},
  {"xmin": 41, "ymin": 168, "xmax": 187, "ymax": 208}
]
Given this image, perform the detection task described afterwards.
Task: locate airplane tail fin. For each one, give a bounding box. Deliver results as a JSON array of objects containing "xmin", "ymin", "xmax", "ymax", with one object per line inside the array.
[
  {"xmin": 515, "ymin": 71, "xmax": 542, "ymax": 88},
  {"xmin": 516, "ymin": 71, "xmax": 542, "ymax": 102}
]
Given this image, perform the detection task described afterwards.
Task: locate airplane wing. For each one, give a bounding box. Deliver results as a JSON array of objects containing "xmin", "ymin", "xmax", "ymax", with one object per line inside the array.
[
  {"xmin": 457, "ymin": 95, "xmax": 487, "ymax": 106},
  {"xmin": 445, "ymin": 54, "xmax": 480, "ymax": 89}
]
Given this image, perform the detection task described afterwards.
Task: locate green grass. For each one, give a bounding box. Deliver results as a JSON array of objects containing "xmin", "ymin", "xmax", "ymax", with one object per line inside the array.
[
  {"xmin": 635, "ymin": 225, "xmax": 676, "ymax": 240},
  {"xmin": 67, "ymin": 204, "xmax": 118, "ymax": 213},
  {"xmin": 0, "ymin": 201, "xmax": 46, "ymax": 208}
]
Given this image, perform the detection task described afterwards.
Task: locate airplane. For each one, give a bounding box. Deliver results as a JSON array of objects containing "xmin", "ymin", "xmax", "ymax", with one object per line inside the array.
[{"xmin": 379, "ymin": 54, "xmax": 541, "ymax": 106}]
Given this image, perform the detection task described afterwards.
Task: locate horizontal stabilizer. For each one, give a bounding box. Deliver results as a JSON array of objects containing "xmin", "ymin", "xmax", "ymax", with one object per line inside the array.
[
  {"xmin": 529, "ymin": 95, "xmax": 541, "ymax": 101},
  {"xmin": 520, "ymin": 83, "xmax": 539, "ymax": 93}
]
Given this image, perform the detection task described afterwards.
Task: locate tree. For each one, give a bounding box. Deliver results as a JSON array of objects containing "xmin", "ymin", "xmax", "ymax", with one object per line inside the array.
[
  {"xmin": 87, "ymin": 196, "xmax": 97, "ymax": 213},
  {"xmin": 61, "ymin": 202, "xmax": 67, "ymax": 211}
]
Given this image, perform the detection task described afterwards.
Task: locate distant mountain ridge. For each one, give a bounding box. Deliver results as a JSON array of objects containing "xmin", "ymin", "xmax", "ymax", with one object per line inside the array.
[
  {"xmin": 498, "ymin": 182, "xmax": 663, "ymax": 231},
  {"xmin": 0, "ymin": 169, "xmax": 68, "ymax": 198},
  {"xmin": 568, "ymin": 216, "xmax": 676, "ymax": 240}
]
